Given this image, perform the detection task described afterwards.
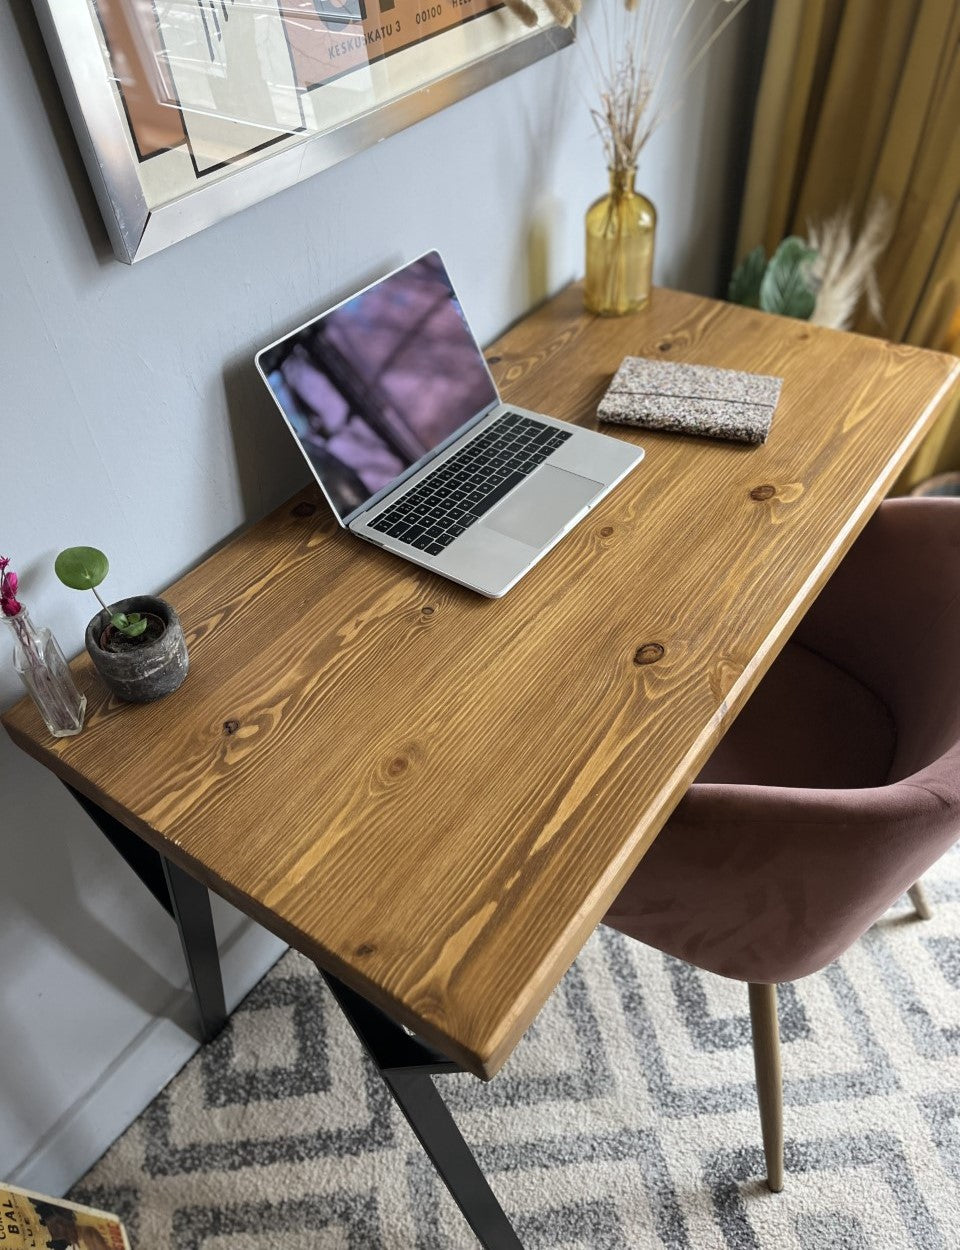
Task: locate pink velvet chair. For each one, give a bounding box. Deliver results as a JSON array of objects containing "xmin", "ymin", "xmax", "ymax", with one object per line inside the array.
[{"xmin": 603, "ymin": 498, "xmax": 960, "ymax": 1192}]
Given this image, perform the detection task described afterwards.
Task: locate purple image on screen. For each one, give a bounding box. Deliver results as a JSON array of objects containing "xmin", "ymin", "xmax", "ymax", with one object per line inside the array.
[{"xmin": 260, "ymin": 253, "xmax": 498, "ymax": 518}]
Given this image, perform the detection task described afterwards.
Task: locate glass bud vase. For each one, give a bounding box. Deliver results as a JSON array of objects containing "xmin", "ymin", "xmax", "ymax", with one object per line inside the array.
[
  {"xmin": 584, "ymin": 166, "xmax": 656, "ymax": 316},
  {"xmin": 5, "ymin": 606, "xmax": 86, "ymax": 738}
]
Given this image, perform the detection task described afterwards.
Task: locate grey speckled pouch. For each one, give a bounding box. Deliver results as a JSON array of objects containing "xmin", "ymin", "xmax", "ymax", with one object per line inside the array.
[{"xmin": 597, "ymin": 357, "xmax": 783, "ymax": 445}]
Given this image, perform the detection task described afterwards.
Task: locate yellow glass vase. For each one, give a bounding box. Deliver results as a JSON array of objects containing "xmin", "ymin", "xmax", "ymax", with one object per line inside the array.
[{"xmin": 584, "ymin": 166, "xmax": 656, "ymax": 316}]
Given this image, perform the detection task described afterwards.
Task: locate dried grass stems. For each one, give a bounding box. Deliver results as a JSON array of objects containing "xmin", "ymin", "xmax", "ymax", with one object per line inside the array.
[{"xmin": 583, "ymin": 0, "xmax": 751, "ymax": 175}]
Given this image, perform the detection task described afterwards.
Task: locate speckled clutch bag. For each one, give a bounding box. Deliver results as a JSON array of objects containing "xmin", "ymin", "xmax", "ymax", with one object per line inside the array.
[{"xmin": 597, "ymin": 357, "xmax": 783, "ymax": 445}]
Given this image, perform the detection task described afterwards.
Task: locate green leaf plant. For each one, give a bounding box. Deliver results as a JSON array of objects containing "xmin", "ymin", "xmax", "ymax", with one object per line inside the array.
[
  {"xmin": 729, "ymin": 236, "xmax": 818, "ymax": 320},
  {"xmin": 54, "ymin": 547, "xmax": 149, "ymax": 639}
]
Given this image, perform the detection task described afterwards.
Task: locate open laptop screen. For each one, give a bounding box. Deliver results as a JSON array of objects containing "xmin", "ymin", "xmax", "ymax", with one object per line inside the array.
[{"xmin": 256, "ymin": 252, "xmax": 498, "ymax": 521}]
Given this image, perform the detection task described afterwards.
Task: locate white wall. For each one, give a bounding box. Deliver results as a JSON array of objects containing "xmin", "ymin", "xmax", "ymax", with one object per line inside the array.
[{"xmin": 0, "ymin": 0, "xmax": 766, "ymax": 1192}]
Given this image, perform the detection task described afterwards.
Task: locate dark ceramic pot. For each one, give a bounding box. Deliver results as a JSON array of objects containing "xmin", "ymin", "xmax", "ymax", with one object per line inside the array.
[{"xmin": 85, "ymin": 595, "xmax": 189, "ymax": 703}]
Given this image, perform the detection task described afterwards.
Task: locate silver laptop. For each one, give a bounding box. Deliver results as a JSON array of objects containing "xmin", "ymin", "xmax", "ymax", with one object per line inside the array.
[{"xmin": 255, "ymin": 251, "xmax": 644, "ymax": 598}]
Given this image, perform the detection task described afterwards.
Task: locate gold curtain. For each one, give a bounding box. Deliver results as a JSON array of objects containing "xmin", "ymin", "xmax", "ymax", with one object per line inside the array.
[{"xmin": 737, "ymin": 0, "xmax": 960, "ymax": 490}]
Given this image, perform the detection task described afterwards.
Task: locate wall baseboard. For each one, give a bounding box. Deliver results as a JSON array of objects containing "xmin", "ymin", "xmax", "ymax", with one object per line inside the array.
[{"xmin": 9, "ymin": 921, "xmax": 287, "ymax": 1197}]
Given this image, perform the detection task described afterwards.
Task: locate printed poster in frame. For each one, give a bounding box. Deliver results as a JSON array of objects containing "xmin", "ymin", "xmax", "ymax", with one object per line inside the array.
[{"xmin": 32, "ymin": 0, "xmax": 573, "ymax": 263}]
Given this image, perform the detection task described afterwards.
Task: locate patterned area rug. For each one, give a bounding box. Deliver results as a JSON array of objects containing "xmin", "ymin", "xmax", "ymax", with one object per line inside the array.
[{"xmin": 73, "ymin": 848, "xmax": 960, "ymax": 1249}]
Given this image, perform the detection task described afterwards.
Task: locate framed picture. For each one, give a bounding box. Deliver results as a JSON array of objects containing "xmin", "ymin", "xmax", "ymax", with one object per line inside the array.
[{"xmin": 33, "ymin": 1, "xmax": 573, "ymax": 264}]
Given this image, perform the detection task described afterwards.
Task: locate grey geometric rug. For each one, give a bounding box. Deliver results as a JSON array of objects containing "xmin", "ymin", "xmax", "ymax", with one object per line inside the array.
[{"xmin": 72, "ymin": 847, "xmax": 960, "ymax": 1248}]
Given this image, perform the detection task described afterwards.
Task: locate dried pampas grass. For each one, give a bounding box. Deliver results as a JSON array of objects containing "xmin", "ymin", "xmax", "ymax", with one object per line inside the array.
[
  {"xmin": 503, "ymin": 0, "xmax": 745, "ymax": 37},
  {"xmin": 504, "ymin": 0, "xmax": 576, "ymax": 29},
  {"xmin": 507, "ymin": 0, "xmax": 541, "ymax": 26},
  {"xmin": 809, "ymin": 201, "xmax": 892, "ymax": 330},
  {"xmin": 544, "ymin": 0, "xmax": 581, "ymax": 26}
]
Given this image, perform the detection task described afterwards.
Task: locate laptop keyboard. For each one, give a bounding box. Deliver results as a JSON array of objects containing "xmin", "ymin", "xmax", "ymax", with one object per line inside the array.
[{"xmin": 367, "ymin": 413, "xmax": 572, "ymax": 555}]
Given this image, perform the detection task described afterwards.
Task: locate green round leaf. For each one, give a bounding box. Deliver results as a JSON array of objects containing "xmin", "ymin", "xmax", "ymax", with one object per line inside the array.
[
  {"xmin": 55, "ymin": 546, "xmax": 109, "ymax": 591},
  {"xmin": 124, "ymin": 616, "xmax": 149, "ymax": 638},
  {"xmin": 759, "ymin": 236, "xmax": 818, "ymax": 320}
]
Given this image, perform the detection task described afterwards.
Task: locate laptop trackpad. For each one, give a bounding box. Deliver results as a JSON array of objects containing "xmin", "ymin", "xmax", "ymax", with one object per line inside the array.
[{"xmin": 481, "ymin": 464, "xmax": 604, "ymax": 549}]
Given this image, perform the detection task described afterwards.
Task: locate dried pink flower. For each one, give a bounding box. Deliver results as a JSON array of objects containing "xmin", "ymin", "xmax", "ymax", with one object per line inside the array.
[{"xmin": 1, "ymin": 556, "xmax": 23, "ymax": 617}]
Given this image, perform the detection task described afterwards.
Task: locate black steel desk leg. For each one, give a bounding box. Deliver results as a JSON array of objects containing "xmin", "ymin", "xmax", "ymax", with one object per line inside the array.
[
  {"xmin": 382, "ymin": 1067, "xmax": 523, "ymax": 1250},
  {"xmin": 321, "ymin": 971, "xmax": 522, "ymax": 1250},
  {"xmin": 63, "ymin": 784, "xmax": 228, "ymax": 1045},
  {"xmin": 161, "ymin": 856, "xmax": 228, "ymax": 1043}
]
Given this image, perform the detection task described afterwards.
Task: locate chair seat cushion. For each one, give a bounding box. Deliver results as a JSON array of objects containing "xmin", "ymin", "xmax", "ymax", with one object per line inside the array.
[{"xmin": 697, "ymin": 641, "xmax": 896, "ymax": 789}]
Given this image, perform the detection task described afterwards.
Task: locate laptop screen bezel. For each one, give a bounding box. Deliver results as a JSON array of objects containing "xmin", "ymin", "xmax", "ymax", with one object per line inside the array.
[{"xmin": 254, "ymin": 250, "xmax": 502, "ymax": 529}]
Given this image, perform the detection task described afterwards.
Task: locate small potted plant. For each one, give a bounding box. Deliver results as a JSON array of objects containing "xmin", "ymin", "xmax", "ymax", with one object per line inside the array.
[{"xmin": 55, "ymin": 547, "xmax": 188, "ymax": 703}]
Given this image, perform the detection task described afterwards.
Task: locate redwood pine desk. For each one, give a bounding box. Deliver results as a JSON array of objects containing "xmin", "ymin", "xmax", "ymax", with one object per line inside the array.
[{"xmin": 4, "ymin": 286, "xmax": 958, "ymax": 1248}]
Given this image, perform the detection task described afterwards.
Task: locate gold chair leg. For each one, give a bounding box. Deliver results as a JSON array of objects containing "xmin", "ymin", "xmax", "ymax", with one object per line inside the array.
[
  {"xmin": 908, "ymin": 881, "xmax": 933, "ymax": 921},
  {"xmin": 748, "ymin": 982, "xmax": 784, "ymax": 1193}
]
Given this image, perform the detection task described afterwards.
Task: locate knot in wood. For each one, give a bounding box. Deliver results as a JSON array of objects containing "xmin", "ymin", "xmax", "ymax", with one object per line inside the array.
[
  {"xmin": 600, "ymin": 526, "xmax": 614, "ymax": 538},
  {"xmin": 291, "ymin": 501, "xmax": 317, "ymax": 517},
  {"xmin": 388, "ymin": 755, "xmax": 408, "ymax": 777},
  {"xmin": 657, "ymin": 340, "xmax": 672, "ymax": 353},
  {"xmin": 355, "ymin": 943, "xmax": 376, "ymax": 957},
  {"xmin": 634, "ymin": 643, "xmax": 664, "ymax": 666},
  {"xmin": 223, "ymin": 719, "xmax": 240, "ymax": 735},
  {"xmin": 750, "ymin": 484, "xmax": 776, "ymax": 501},
  {"xmin": 421, "ymin": 605, "xmax": 435, "ymax": 617},
  {"xmin": 485, "ymin": 355, "xmax": 502, "ymax": 365}
]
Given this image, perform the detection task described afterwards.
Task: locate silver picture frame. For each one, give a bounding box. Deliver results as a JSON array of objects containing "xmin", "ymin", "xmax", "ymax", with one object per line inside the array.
[{"xmin": 33, "ymin": 2, "xmax": 573, "ymax": 264}]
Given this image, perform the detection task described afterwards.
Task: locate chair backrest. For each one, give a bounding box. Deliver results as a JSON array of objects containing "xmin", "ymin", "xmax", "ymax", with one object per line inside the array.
[
  {"xmin": 635, "ymin": 500, "xmax": 960, "ymax": 984},
  {"xmin": 794, "ymin": 497, "xmax": 960, "ymax": 783}
]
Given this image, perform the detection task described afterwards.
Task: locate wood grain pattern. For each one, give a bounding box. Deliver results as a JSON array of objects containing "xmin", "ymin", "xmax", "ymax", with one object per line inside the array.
[{"xmin": 5, "ymin": 286, "xmax": 958, "ymax": 1078}]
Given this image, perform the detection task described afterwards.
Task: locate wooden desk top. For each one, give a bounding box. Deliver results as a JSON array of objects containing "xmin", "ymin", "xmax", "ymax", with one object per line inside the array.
[{"xmin": 5, "ymin": 286, "xmax": 958, "ymax": 1078}]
